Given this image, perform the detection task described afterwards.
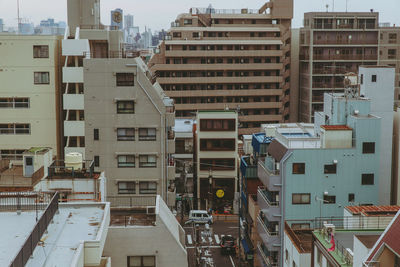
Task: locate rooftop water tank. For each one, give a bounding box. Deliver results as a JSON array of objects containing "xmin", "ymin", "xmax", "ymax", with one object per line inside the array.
[{"xmin": 65, "ymin": 152, "xmax": 83, "ymax": 171}]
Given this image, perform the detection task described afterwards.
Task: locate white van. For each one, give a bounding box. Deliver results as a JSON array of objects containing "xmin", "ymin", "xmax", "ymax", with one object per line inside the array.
[{"xmin": 186, "ymin": 210, "xmax": 213, "ymax": 224}]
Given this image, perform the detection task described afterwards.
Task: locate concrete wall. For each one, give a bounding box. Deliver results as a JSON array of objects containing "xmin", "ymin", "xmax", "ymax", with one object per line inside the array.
[
  {"xmin": 353, "ymin": 236, "xmax": 370, "ymax": 267},
  {"xmin": 0, "ymin": 35, "xmax": 61, "ymax": 157},
  {"xmin": 283, "ymin": 232, "xmax": 311, "ymax": 267},
  {"xmin": 290, "ymin": 28, "xmax": 300, "ymax": 122}
]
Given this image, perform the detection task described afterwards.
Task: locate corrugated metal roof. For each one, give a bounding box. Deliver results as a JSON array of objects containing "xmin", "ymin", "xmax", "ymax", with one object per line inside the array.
[{"xmin": 345, "ymin": 205, "xmax": 400, "ymax": 215}]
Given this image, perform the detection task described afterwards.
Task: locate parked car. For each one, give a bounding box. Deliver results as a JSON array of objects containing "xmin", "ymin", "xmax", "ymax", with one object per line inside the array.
[
  {"xmin": 220, "ymin": 235, "xmax": 236, "ymax": 255},
  {"xmin": 185, "ymin": 210, "xmax": 213, "ymax": 225}
]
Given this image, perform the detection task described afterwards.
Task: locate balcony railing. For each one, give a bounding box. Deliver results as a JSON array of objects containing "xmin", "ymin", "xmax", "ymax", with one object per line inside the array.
[
  {"xmin": 258, "ymin": 187, "xmax": 279, "ymax": 207},
  {"xmin": 257, "ymin": 243, "xmax": 278, "ymax": 267},
  {"xmin": 80, "ymin": 24, "xmax": 120, "ymax": 30},
  {"xmin": 258, "ymin": 215, "xmax": 279, "ymax": 237},
  {"xmin": 313, "ymin": 39, "xmax": 378, "ymax": 45},
  {"xmin": 48, "ymin": 160, "xmax": 94, "ymax": 179},
  {"xmin": 313, "ymin": 54, "xmax": 377, "ymax": 60},
  {"xmin": 107, "ymin": 195, "xmax": 157, "ymax": 207}
]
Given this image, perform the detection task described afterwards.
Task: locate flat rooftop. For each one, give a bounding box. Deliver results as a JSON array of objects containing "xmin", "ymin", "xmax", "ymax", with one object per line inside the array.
[
  {"xmin": 0, "ymin": 203, "xmax": 107, "ymax": 267},
  {"xmin": 174, "ymin": 118, "xmax": 194, "ymax": 133}
]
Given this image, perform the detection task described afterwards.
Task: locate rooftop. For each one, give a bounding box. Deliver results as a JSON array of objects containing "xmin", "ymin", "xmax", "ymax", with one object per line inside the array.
[
  {"xmin": 345, "ymin": 205, "xmax": 400, "ymax": 216},
  {"xmin": 321, "ymin": 125, "xmax": 352, "ymax": 131},
  {"xmin": 174, "ymin": 118, "xmax": 194, "ymax": 133}
]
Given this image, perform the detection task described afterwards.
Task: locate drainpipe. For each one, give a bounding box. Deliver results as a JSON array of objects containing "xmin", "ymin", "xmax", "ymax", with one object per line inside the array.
[{"xmin": 279, "ymin": 151, "xmax": 292, "ymax": 266}]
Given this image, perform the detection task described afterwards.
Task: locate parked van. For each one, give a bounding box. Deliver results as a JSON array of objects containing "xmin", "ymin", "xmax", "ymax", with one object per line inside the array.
[{"xmin": 186, "ymin": 210, "xmax": 213, "ymax": 224}]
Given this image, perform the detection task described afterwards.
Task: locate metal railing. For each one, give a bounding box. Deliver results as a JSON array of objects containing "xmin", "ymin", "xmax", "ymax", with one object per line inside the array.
[
  {"xmin": 192, "ymin": 7, "xmax": 259, "ymax": 14},
  {"xmin": 0, "ymin": 191, "xmax": 52, "ymax": 211},
  {"xmin": 284, "ymin": 222, "xmax": 311, "ymax": 253},
  {"xmin": 258, "ymin": 187, "xmax": 279, "ymax": 207},
  {"xmin": 80, "ymin": 24, "xmax": 120, "ymax": 31},
  {"xmin": 258, "ymin": 215, "xmax": 279, "ymax": 237},
  {"xmin": 107, "ymin": 195, "xmax": 157, "ymax": 207},
  {"xmin": 9, "ymin": 192, "xmax": 59, "ymax": 267},
  {"xmin": 48, "ymin": 160, "xmax": 94, "ymax": 179}
]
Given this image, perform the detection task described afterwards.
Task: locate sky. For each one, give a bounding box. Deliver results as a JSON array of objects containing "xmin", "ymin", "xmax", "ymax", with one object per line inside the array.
[{"xmin": 0, "ymin": 0, "xmax": 399, "ymax": 32}]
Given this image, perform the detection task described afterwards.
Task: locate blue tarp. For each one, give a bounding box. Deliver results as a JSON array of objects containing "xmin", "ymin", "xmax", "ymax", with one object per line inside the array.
[{"xmin": 241, "ymin": 239, "xmax": 250, "ymax": 254}]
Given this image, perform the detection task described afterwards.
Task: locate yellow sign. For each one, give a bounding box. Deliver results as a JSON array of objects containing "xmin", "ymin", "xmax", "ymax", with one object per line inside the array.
[{"xmin": 216, "ymin": 189, "xmax": 225, "ymax": 198}]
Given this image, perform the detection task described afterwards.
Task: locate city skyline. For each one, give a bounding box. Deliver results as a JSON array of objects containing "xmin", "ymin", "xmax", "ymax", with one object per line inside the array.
[{"xmin": 0, "ymin": 0, "xmax": 399, "ymax": 32}]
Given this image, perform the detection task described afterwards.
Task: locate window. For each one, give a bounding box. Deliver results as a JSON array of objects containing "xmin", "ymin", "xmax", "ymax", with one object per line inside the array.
[
  {"xmin": 118, "ymin": 155, "xmax": 135, "ymax": 167},
  {"xmin": 292, "ymin": 163, "xmax": 305, "ymax": 174},
  {"xmin": 199, "ymin": 119, "xmax": 235, "ymax": 131},
  {"xmin": 348, "ymin": 193, "xmax": 355, "ymax": 202},
  {"xmin": 360, "ymin": 74, "xmax": 363, "ymax": 84},
  {"xmin": 139, "ymin": 155, "xmax": 157, "ymax": 168},
  {"xmin": 200, "ymin": 158, "xmax": 235, "ymax": 171},
  {"xmin": 323, "ymin": 195, "xmax": 336, "ymax": 204},
  {"xmin": 34, "ymin": 72, "xmax": 50, "ymax": 84},
  {"xmin": 324, "ymin": 164, "xmax": 337, "ymax": 174},
  {"xmin": 139, "ymin": 128, "xmax": 156, "ymax": 141},
  {"xmin": 362, "ymin": 173, "xmax": 374, "ymax": 185},
  {"xmin": 128, "ymin": 256, "xmax": 156, "ymax": 267},
  {"xmin": 118, "ymin": 182, "xmax": 135, "ymax": 194},
  {"xmin": 94, "ymin": 129, "xmax": 99, "ymax": 140},
  {"xmin": 94, "ymin": 156, "xmax": 100, "ymax": 167},
  {"xmin": 184, "ymin": 19, "xmax": 192, "ymax": 25},
  {"xmin": 372, "ymin": 74, "xmax": 377, "ymax": 82},
  {"xmin": 292, "ymin": 193, "xmax": 311, "ymax": 204},
  {"xmin": 285, "ymin": 249, "xmax": 289, "ymax": 262},
  {"xmin": 139, "ymin": 182, "xmax": 157, "ymax": 194},
  {"xmin": 0, "ymin": 123, "xmax": 30, "ymax": 134},
  {"xmin": 192, "ymin": 32, "xmax": 199, "ymax": 38},
  {"xmin": 116, "ymin": 73, "xmax": 134, "ymax": 86},
  {"xmin": 291, "ymin": 223, "xmax": 310, "ymax": 229},
  {"xmin": 200, "ymin": 139, "xmax": 235, "ymax": 151},
  {"xmin": 0, "ymin": 98, "xmax": 29, "ymax": 108},
  {"xmin": 33, "ymin": 45, "xmax": 49, "ymax": 58},
  {"xmin": 117, "ymin": 128, "xmax": 135, "ymax": 141},
  {"xmin": 0, "ymin": 149, "xmax": 25, "ymax": 160},
  {"xmin": 388, "ymin": 49, "xmax": 397, "ymax": 59},
  {"xmin": 172, "ymin": 32, "xmax": 181, "ymax": 38},
  {"xmin": 117, "ymin": 100, "xmax": 134, "ymax": 114},
  {"xmin": 362, "ymin": 142, "xmax": 375, "ymax": 154}
]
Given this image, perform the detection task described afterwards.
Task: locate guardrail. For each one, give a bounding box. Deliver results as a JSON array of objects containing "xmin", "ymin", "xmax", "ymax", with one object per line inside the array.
[
  {"xmin": 107, "ymin": 195, "xmax": 157, "ymax": 207},
  {"xmin": 10, "ymin": 192, "xmax": 59, "ymax": 267}
]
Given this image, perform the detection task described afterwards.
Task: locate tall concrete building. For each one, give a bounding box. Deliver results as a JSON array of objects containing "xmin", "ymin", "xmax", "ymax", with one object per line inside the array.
[
  {"xmin": 195, "ymin": 110, "xmax": 238, "ymax": 211},
  {"xmin": 63, "ymin": 0, "xmax": 175, "ymax": 206},
  {"xmin": 299, "ymin": 12, "xmax": 400, "ymax": 122},
  {"xmin": 0, "ymin": 35, "xmax": 62, "ymax": 160},
  {"xmin": 149, "ymin": 0, "xmax": 294, "ymax": 135}
]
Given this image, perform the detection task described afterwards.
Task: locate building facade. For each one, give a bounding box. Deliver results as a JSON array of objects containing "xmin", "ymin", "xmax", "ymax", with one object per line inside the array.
[
  {"xmin": 149, "ymin": 0, "xmax": 294, "ymax": 135},
  {"xmin": 195, "ymin": 110, "xmax": 238, "ymax": 211},
  {"xmin": 0, "ymin": 35, "xmax": 62, "ymax": 160},
  {"xmin": 254, "ymin": 92, "xmax": 382, "ymax": 266}
]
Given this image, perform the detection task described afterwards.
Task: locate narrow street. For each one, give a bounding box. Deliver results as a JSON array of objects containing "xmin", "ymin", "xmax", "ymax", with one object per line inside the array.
[{"xmin": 184, "ymin": 220, "xmax": 241, "ymax": 267}]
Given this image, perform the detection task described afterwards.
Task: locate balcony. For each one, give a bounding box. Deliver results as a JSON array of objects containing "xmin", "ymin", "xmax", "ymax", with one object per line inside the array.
[
  {"xmin": 62, "ymin": 67, "xmax": 84, "ymax": 83},
  {"xmin": 240, "ymin": 157, "xmax": 257, "ymax": 179},
  {"xmin": 47, "ymin": 159, "xmax": 95, "ymax": 179},
  {"xmin": 257, "ymin": 158, "xmax": 281, "ymax": 190},
  {"xmin": 63, "ymin": 94, "xmax": 84, "ymax": 110},
  {"xmin": 64, "ymin": 121, "xmax": 85, "ymax": 136},
  {"xmin": 257, "ymin": 216, "xmax": 280, "ymax": 251},
  {"xmin": 257, "ymin": 187, "xmax": 281, "ymax": 221},
  {"xmin": 256, "ymin": 243, "xmax": 279, "ymax": 267},
  {"xmin": 313, "ymin": 39, "xmax": 378, "ymax": 45},
  {"xmin": 313, "ymin": 54, "xmax": 377, "ymax": 61},
  {"xmin": 61, "ymin": 39, "xmax": 90, "ymax": 56}
]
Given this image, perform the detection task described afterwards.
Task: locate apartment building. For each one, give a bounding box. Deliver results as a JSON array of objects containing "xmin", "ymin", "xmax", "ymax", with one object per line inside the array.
[
  {"xmin": 61, "ymin": 0, "xmax": 176, "ymax": 206},
  {"xmin": 195, "ymin": 110, "xmax": 238, "ymax": 211},
  {"xmin": 149, "ymin": 0, "xmax": 294, "ymax": 135},
  {"xmin": 251, "ymin": 92, "xmax": 382, "ymax": 266},
  {"xmin": 0, "ymin": 35, "xmax": 62, "ymax": 160},
  {"xmin": 299, "ymin": 12, "xmax": 400, "ymax": 122}
]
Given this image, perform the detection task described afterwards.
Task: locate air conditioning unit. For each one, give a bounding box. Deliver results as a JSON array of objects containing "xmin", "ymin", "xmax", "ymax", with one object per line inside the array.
[{"xmin": 322, "ymin": 223, "xmax": 335, "ymax": 241}]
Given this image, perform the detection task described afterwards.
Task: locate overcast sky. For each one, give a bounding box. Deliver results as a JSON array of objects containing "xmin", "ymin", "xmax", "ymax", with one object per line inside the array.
[{"xmin": 1, "ymin": 0, "xmax": 399, "ymax": 32}]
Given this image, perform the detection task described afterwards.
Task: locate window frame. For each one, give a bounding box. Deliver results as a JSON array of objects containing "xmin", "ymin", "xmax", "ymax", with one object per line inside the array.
[
  {"xmin": 323, "ymin": 195, "xmax": 336, "ymax": 204},
  {"xmin": 199, "ymin": 119, "xmax": 236, "ymax": 131},
  {"xmin": 139, "ymin": 155, "xmax": 157, "ymax": 168},
  {"xmin": 292, "ymin": 163, "xmax": 305, "ymax": 174},
  {"xmin": 94, "ymin": 156, "xmax": 100, "ymax": 167},
  {"xmin": 0, "ymin": 97, "xmax": 30, "ymax": 108},
  {"xmin": 0, "ymin": 123, "xmax": 30, "ymax": 135},
  {"xmin": 139, "ymin": 182, "xmax": 157, "ymax": 194},
  {"xmin": 138, "ymin": 128, "xmax": 156, "ymax": 141},
  {"xmin": 33, "ymin": 45, "xmax": 49, "ymax": 58},
  {"xmin": 362, "ymin": 173, "xmax": 374, "ymax": 185},
  {"xmin": 116, "ymin": 73, "xmax": 135, "ymax": 86},
  {"xmin": 118, "ymin": 181, "xmax": 136, "ymax": 194},
  {"xmin": 93, "ymin": 128, "xmax": 99, "ymax": 140},
  {"xmin": 199, "ymin": 158, "xmax": 235, "ymax": 171},
  {"xmin": 117, "ymin": 128, "xmax": 135, "ymax": 141},
  {"xmin": 200, "ymin": 139, "xmax": 235, "ymax": 151},
  {"xmin": 371, "ymin": 74, "xmax": 377, "ymax": 82},
  {"xmin": 117, "ymin": 155, "xmax": 136, "ymax": 168},
  {"xmin": 116, "ymin": 100, "xmax": 135, "ymax": 114},
  {"xmin": 292, "ymin": 193, "xmax": 311, "ymax": 205},
  {"xmin": 362, "ymin": 142, "xmax": 375, "ymax": 154},
  {"xmin": 34, "ymin": 72, "xmax": 50, "ymax": 84},
  {"xmin": 127, "ymin": 255, "xmax": 156, "ymax": 267},
  {"xmin": 324, "ymin": 164, "xmax": 337, "ymax": 174}
]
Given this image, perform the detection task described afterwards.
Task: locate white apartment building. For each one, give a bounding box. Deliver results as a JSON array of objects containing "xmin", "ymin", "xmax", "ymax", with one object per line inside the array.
[{"xmin": 0, "ymin": 34, "xmax": 62, "ymax": 160}]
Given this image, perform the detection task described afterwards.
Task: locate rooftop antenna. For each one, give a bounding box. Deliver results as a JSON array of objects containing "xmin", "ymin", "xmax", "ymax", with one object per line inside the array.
[
  {"xmin": 17, "ymin": 0, "xmax": 21, "ymax": 34},
  {"xmin": 332, "ymin": 0, "xmax": 335, "ymax": 12},
  {"xmin": 346, "ymin": 0, "xmax": 349, "ymax": 12}
]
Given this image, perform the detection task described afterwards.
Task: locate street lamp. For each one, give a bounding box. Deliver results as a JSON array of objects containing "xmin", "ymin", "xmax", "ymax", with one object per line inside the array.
[{"xmin": 315, "ymin": 192, "xmax": 329, "ymax": 227}]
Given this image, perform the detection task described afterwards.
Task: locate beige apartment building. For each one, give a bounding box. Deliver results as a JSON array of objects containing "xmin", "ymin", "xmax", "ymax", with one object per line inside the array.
[
  {"xmin": 62, "ymin": 0, "xmax": 175, "ymax": 206},
  {"xmin": 195, "ymin": 110, "xmax": 238, "ymax": 211},
  {"xmin": 299, "ymin": 12, "xmax": 400, "ymax": 122},
  {"xmin": 0, "ymin": 34, "xmax": 62, "ymax": 160},
  {"xmin": 149, "ymin": 0, "xmax": 294, "ymax": 135}
]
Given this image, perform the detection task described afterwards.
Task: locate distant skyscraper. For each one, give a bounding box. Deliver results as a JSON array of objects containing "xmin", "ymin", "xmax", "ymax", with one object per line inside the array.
[
  {"xmin": 110, "ymin": 8, "xmax": 123, "ymax": 30},
  {"xmin": 0, "ymin": 19, "xmax": 3, "ymax": 32},
  {"xmin": 124, "ymin": 14, "xmax": 134, "ymax": 29}
]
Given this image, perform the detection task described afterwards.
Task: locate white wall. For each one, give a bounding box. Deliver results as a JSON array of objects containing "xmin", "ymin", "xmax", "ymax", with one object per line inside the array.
[
  {"xmin": 353, "ymin": 236, "xmax": 370, "ymax": 267},
  {"xmin": 283, "ymin": 232, "xmax": 311, "ymax": 267},
  {"xmin": 359, "ymin": 66, "xmax": 395, "ymax": 205}
]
